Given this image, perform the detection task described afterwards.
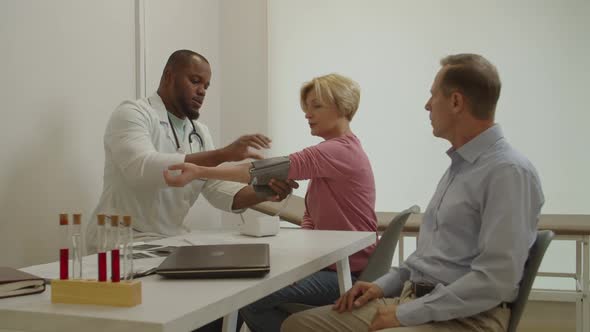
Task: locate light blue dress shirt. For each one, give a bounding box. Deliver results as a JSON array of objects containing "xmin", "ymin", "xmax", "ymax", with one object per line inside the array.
[{"xmin": 374, "ymin": 124, "xmax": 544, "ymax": 326}]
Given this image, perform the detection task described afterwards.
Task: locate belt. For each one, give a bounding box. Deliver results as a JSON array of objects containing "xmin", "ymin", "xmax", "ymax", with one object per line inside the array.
[{"xmin": 411, "ymin": 281, "xmax": 435, "ymax": 298}]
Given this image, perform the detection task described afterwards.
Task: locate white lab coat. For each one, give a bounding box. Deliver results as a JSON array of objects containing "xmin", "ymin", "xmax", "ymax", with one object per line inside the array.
[{"xmin": 86, "ymin": 93, "xmax": 245, "ymax": 251}]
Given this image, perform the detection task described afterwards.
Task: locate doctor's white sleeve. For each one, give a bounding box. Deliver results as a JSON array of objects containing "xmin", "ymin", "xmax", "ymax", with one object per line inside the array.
[
  {"xmin": 104, "ymin": 102, "xmax": 184, "ymax": 188},
  {"xmin": 201, "ymin": 179, "xmax": 247, "ymax": 213}
]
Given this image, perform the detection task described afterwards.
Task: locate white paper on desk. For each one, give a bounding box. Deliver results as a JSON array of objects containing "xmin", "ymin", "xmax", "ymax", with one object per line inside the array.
[
  {"xmin": 20, "ymin": 261, "xmax": 60, "ymax": 280},
  {"xmin": 131, "ymin": 257, "xmax": 165, "ymax": 275},
  {"xmin": 20, "ymin": 237, "xmax": 200, "ymax": 280},
  {"xmin": 20, "ymin": 255, "xmax": 165, "ymax": 280}
]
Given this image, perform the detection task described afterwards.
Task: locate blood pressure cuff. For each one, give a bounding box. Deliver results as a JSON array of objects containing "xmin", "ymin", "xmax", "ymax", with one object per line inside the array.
[{"xmin": 249, "ymin": 156, "xmax": 291, "ymax": 198}]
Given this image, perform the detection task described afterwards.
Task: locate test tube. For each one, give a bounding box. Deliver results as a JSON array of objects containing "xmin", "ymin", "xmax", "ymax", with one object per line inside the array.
[
  {"xmin": 122, "ymin": 216, "xmax": 133, "ymax": 281},
  {"xmin": 109, "ymin": 215, "xmax": 121, "ymax": 282},
  {"xmin": 59, "ymin": 213, "xmax": 69, "ymax": 280},
  {"xmin": 96, "ymin": 214, "xmax": 107, "ymax": 282},
  {"xmin": 71, "ymin": 213, "xmax": 83, "ymax": 279}
]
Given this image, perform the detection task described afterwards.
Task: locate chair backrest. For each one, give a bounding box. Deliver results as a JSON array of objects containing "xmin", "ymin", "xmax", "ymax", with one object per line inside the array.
[
  {"xmin": 507, "ymin": 230, "xmax": 555, "ymax": 332},
  {"xmin": 358, "ymin": 205, "xmax": 420, "ymax": 282},
  {"xmin": 277, "ymin": 205, "xmax": 419, "ymax": 315}
]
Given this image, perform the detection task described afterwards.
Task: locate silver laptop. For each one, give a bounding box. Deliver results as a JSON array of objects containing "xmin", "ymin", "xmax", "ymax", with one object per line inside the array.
[{"xmin": 156, "ymin": 244, "xmax": 270, "ymax": 278}]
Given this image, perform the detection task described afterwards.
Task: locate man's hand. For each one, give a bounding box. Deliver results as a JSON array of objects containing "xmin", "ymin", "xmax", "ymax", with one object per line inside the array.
[
  {"xmin": 222, "ymin": 134, "xmax": 271, "ymax": 161},
  {"xmin": 163, "ymin": 163, "xmax": 201, "ymax": 187},
  {"xmin": 332, "ymin": 281, "xmax": 384, "ymax": 313},
  {"xmin": 265, "ymin": 179, "xmax": 299, "ymax": 202},
  {"xmin": 369, "ymin": 304, "xmax": 402, "ymax": 331}
]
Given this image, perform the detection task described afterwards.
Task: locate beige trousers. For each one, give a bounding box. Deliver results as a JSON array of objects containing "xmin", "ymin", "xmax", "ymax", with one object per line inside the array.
[{"xmin": 281, "ymin": 281, "xmax": 510, "ymax": 332}]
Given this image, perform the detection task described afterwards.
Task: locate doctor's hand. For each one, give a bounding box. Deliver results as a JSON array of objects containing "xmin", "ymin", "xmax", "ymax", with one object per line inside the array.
[
  {"xmin": 222, "ymin": 134, "xmax": 271, "ymax": 162},
  {"xmin": 265, "ymin": 179, "xmax": 299, "ymax": 202},
  {"xmin": 333, "ymin": 281, "xmax": 384, "ymax": 313},
  {"xmin": 369, "ymin": 304, "xmax": 402, "ymax": 331},
  {"xmin": 164, "ymin": 163, "xmax": 202, "ymax": 187}
]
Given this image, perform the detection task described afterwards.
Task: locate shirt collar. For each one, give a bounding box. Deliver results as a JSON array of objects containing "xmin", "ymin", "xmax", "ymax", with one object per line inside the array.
[{"xmin": 447, "ymin": 124, "xmax": 504, "ymax": 164}]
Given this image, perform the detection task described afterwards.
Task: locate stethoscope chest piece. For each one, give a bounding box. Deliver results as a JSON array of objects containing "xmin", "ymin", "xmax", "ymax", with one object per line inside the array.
[{"xmin": 167, "ymin": 114, "xmax": 204, "ymax": 153}]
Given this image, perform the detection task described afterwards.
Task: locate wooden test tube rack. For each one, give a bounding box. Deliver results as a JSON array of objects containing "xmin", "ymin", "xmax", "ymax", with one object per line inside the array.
[{"xmin": 51, "ymin": 279, "xmax": 142, "ymax": 307}]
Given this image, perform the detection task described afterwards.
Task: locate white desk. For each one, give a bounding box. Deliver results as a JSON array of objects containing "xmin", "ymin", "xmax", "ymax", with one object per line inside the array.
[{"xmin": 0, "ymin": 229, "xmax": 375, "ymax": 332}]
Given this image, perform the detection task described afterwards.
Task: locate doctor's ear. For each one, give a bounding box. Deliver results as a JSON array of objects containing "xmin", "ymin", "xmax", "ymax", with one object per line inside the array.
[{"xmin": 162, "ymin": 67, "xmax": 174, "ymax": 84}]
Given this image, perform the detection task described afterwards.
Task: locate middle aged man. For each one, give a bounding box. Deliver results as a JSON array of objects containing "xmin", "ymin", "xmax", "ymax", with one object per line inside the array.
[{"xmin": 282, "ymin": 53, "xmax": 544, "ymax": 332}]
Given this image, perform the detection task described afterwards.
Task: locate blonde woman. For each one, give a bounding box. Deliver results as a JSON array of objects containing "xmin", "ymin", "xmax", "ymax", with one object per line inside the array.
[{"xmin": 165, "ymin": 73, "xmax": 377, "ymax": 332}]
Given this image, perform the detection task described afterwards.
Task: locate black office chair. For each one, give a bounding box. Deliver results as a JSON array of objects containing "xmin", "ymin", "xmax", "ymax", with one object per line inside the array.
[{"xmin": 507, "ymin": 230, "xmax": 555, "ymax": 332}]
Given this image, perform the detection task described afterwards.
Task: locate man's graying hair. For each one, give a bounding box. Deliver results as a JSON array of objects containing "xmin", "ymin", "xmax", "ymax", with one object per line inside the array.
[{"xmin": 439, "ymin": 54, "xmax": 501, "ymax": 120}]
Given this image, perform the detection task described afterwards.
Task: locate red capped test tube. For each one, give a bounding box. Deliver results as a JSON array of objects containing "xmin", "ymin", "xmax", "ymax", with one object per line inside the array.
[
  {"xmin": 59, "ymin": 213, "xmax": 69, "ymax": 280},
  {"xmin": 109, "ymin": 215, "xmax": 121, "ymax": 282},
  {"xmin": 96, "ymin": 214, "xmax": 107, "ymax": 282}
]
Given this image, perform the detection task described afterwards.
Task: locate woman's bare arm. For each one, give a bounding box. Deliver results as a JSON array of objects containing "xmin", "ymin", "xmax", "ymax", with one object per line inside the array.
[{"xmin": 164, "ymin": 162, "xmax": 252, "ymax": 187}]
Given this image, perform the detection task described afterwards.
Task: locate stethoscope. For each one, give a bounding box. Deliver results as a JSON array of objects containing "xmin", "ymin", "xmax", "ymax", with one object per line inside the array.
[{"xmin": 167, "ymin": 113, "xmax": 204, "ymax": 153}]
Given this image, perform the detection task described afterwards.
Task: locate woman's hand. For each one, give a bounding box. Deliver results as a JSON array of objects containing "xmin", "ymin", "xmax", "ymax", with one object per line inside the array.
[{"xmin": 163, "ymin": 163, "xmax": 202, "ymax": 187}]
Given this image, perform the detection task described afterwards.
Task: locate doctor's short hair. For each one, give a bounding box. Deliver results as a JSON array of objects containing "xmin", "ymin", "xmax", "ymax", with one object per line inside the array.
[
  {"xmin": 164, "ymin": 49, "xmax": 209, "ymax": 73},
  {"xmin": 300, "ymin": 73, "xmax": 361, "ymax": 121}
]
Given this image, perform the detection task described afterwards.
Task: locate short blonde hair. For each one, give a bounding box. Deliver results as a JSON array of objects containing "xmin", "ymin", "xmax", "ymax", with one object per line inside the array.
[{"xmin": 300, "ymin": 73, "xmax": 361, "ymax": 121}]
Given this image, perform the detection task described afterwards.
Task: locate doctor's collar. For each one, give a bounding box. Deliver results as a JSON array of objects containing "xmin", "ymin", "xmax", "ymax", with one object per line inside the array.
[{"xmin": 148, "ymin": 93, "xmax": 175, "ymax": 125}]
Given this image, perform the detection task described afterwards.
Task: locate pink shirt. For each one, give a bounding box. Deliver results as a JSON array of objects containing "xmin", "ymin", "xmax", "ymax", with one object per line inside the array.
[{"xmin": 288, "ymin": 133, "xmax": 377, "ymax": 273}]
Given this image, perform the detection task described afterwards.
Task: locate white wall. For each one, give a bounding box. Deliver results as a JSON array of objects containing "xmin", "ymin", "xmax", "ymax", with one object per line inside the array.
[
  {"xmin": 268, "ymin": 0, "xmax": 590, "ymax": 289},
  {"xmin": 0, "ymin": 0, "xmax": 136, "ymax": 267},
  {"xmin": 2, "ymin": 1, "xmax": 587, "ymax": 282},
  {"xmin": 0, "ymin": 0, "xmax": 270, "ymax": 267},
  {"xmin": 219, "ymin": 0, "xmax": 269, "ymax": 228},
  {"xmin": 142, "ymin": 0, "xmax": 270, "ymax": 230},
  {"xmin": 268, "ymin": 0, "xmax": 590, "ymax": 213},
  {"xmin": 143, "ymin": 0, "xmax": 223, "ymax": 230}
]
